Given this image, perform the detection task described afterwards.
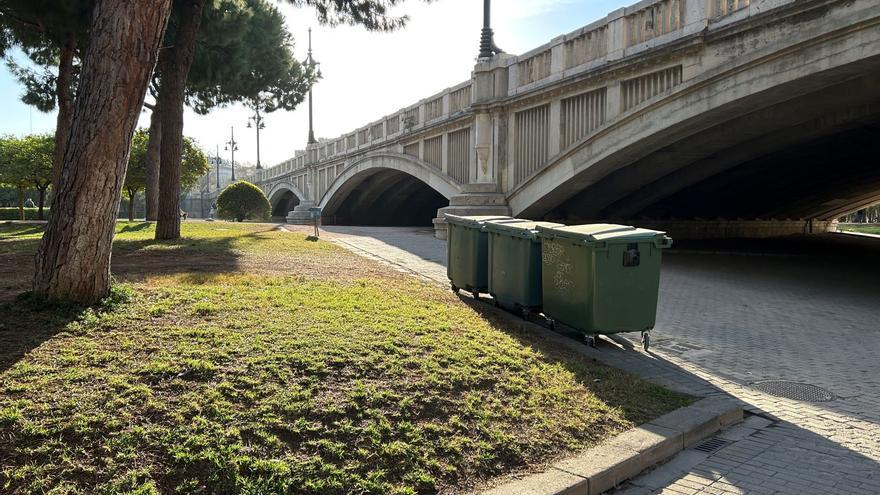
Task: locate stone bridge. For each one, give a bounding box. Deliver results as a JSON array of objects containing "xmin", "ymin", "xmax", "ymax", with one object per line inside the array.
[{"xmin": 250, "ymin": 0, "xmax": 880, "ymax": 239}]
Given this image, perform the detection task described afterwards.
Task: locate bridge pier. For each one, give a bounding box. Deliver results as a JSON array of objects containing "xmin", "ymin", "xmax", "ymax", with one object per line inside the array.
[
  {"xmin": 433, "ymin": 184, "xmax": 511, "ymax": 239},
  {"xmin": 285, "ymin": 202, "xmax": 317, "ymax": 224}
]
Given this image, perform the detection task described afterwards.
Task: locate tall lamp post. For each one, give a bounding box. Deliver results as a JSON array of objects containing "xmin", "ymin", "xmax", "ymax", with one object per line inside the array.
[
  {"xmin": 304, "ymin": 27, "xmax": 322, "ymax": 145},
  {"xmin": 247, "ymin": 107, "xmax": 265, "ymax": 169},
  {"xmin": 214, "ymin": 144, "xmax": 221, "ymax": 190},
  {"xmin": 478, "ymin": 0, "xmax": 503, "ymax": 59},
  {"xmin": 225, "ymin": 126, "xmax": 239, "ymax": 182}
]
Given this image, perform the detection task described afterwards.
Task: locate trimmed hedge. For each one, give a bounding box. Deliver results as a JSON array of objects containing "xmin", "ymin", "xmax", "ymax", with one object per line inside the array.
[
  {"xmin": 0, "ymin": 207, "xmax": 49, "ymax": 221},
  {"xmin": 217, "ymin": 181, "xmax": 270, "ymax": 222}
]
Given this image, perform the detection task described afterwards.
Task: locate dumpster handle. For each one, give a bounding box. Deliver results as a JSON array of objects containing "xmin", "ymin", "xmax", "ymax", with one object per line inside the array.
[{"xmin": 653, "ymin": 236, "xmax": 673, "ymax": 249}]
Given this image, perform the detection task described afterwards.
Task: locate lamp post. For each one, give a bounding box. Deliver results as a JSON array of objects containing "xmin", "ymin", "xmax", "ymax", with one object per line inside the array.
[
  {"xmin": 214, "ymin": 144, "xmax": 221, "ymax": 190},
  {"xmin": 247, "ymin": 107, "xmax": 265, "ymax": 169},
  {"xmin": 225, "ymin": 126, "xmax": 239, "ymax": 182},
  {"xmin": 478, "ymin": 0, "xmax": 503, "ymax": 59},
  {"xmin": 304, "ymin": 27, "xmax": 322, "ymax": 145}
]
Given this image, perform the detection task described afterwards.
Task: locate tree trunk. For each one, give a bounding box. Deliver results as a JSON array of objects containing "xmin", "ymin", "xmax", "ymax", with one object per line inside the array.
[
  {"xmin": 52, "ymin": 43, "xmax": 76, "ymax": 190},
  {"xmin": 144, "ymin": 101, "xmax": 162, "ymax": 221},
  {"xmin": 37, "ymin": 186, "xmax": 46, "ymax": 220},
  {"xmin": 33, "ymin": 0, "xmax": 172, "ymax": 305},
  {"xmin": 128, "ymin": 190, "xmax": 136, "ymax": 222},
  {"xmin": 155, "ymin": 0, "xmax": 207, "ymax": 240},
  {"xmin": 18, "ymin": 186, "xmax": 25, "ymax": 221}
]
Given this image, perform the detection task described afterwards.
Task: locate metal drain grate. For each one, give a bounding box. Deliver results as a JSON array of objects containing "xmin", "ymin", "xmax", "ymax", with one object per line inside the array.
[
  {"xmin": 750, "ymin": 380, "xmax": 834, "ymax": 402},
  {"xmin": 694, "ymin": 437, "xmax": 731, "ymax": 454}
]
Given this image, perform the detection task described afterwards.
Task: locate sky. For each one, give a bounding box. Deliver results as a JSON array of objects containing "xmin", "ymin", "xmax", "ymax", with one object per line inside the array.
[{"xmin": 0, "ymin": 0, "xmax": 632, "ymax": 168}]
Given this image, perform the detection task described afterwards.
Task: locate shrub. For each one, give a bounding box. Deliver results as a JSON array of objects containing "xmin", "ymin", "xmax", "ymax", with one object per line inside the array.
[
  {"xmin": 216, "ymin": 181, "xmax": 270, "ymax": 222},
  {"xmin": 0, "ymin": 207, "xmax": 50, "ymax": 220}
]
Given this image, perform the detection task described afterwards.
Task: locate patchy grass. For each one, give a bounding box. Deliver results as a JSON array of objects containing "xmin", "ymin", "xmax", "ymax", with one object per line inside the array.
[
  {"xmin": 839, "ymin": 224, "xmax": 880, "ymax": 235},
  {"xmin": 0, "ymin": 222, "xmax": 692, "ymax": 494}
]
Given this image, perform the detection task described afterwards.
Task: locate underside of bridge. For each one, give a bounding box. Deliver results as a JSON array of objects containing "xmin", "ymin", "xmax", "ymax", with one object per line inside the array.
[
  {"xmin": 322, "ymin": 169, "xmax": 448, "ymax": 226},
  {"xmin": 270, "ymin": 190, "xmax": 300, "ymax": 219},
  {"xmin": 540, "ymin": 62, "xmax": 880, "ymax": 229}
]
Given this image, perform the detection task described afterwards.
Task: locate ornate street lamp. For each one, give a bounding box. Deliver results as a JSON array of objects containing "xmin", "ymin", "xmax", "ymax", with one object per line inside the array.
[
  {"xmin": 247, "ymin": 107, "xmax": 266, "ymax": 169},
  {"xmin": 224, "ymin": 126, "xmax": 239, "ymax": 181},
  {"xmin": 304, "ymin": 27, "xmax": 322, "ymax": 145},
  {"xmin": 213, "ymin": 144, "xmax": 221, "ymax": 190},
  {"xmin": 478, "ymin": 0, "xmax": 504, "ymax": 59}
]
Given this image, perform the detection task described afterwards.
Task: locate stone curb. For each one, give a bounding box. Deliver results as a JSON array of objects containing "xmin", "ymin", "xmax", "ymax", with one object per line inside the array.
[{"xmin": 481, "ymin": 398, "xmax": 742, "ymax": 495}]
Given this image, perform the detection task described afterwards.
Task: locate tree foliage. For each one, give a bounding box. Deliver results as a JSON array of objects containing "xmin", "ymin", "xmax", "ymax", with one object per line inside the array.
[
  {"xmin": 217, "ymin": 180, "xmax": 270, "ymax": 222},
  {"xmin": 284, "ymin": 0, "xmax": 419, "ymax": 31},
  {"xmin": 185, "ymin": 0, "xmax": 314, "ymax": 114},
  {"xmin": 125, "ymin": 128, "xmax": 209, "ymax": 221},
  {"xmin": 0, "ymin": 0, "xmax": 91, "ymax": 110},
  {"xmin": 0, "ymin": 134, "xmax": 54, "ymax": 219}
]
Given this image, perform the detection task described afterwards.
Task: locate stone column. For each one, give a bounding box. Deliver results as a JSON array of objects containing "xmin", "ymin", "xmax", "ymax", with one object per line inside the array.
[{"xmin": 433, "ymin": 55, "xmax": 514, "ymax": 240}]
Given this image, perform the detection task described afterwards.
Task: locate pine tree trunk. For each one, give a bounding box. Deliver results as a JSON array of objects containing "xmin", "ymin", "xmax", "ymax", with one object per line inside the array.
[
  {"xmin": 18, "ymin": 186, "xmax": 24, "ymax": 221},
  {"xmin": 155, "ymin": 0, "xmax": 207, "ymax": 240},
  {"xmin": 33, "ymin": 0, "xmax": 172, "ymax": 304},
  {"xmin": 128, "ymin": 190, "xmax": 135, "ymax": 222},
  {"xmin": 37, "ymin": 187, "xmax": 46, "ymax": 220},
  {"xmin": 144, "ymin": 103, "xmax": 162, "ymax": 221},
  {"xmin": 52, "ymin": 43, "xmax": 76, "ymax": 190}
]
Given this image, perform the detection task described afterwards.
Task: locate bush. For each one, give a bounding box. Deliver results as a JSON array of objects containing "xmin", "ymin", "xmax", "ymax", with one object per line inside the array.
[
  {"xmin": 0, "ymin": 207, "xmax": 50, "ymax": 220},
  {"xmin": 217, "ymin": 181, "xmax": 270, "ymax": 222}
]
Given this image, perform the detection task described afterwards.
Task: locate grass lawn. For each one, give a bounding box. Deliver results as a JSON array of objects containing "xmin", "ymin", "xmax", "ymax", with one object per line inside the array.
[
  {"xmin": 839, "ymin": 224, "xmax": 880, "ymax": 235},
  {"xmin": 0, "ymin": 222, "xmax": 691, "ymax": 494}
]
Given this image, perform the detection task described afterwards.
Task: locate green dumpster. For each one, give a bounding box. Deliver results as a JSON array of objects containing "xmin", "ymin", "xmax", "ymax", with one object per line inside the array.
[
  {"xmin": 445, "ymin": 214, "xmax": 512, "ymax": 296},
  {"xmin": 536, "ymin": 223, "xmax": 672, "ymax": 350},
  {"xmin": 484, "ymin": 219, "xmax": 563, "ymax": 316}
]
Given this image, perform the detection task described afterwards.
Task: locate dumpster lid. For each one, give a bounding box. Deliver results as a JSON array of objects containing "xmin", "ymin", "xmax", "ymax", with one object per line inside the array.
[
  {"xmin": 483, "ymin": 219, "xmax": 564, "ymax": 239},
  {"xmin": 536, "ymin": 223, "xmax": 666, "ymax": 244},
  {"xmin": 444, "ymin": 214, "xmax": 512, "ymax": 227}
]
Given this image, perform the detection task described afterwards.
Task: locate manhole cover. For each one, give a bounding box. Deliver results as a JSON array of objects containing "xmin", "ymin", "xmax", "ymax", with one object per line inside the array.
[{"xmin": 750, "ymin": 380, "xmax": 834, "ymax": 402}]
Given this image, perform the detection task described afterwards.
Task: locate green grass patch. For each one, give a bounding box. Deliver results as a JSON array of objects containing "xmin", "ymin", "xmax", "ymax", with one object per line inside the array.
[
  {"xmin": 839, "ymin": 224, "xmax": 880, "ymax": 235},
  {"xmin": 0, "ymin": 222, "xmax": 692, "ymax": 494}
]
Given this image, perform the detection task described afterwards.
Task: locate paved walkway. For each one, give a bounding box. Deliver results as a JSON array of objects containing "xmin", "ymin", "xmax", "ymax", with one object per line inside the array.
[{"xmin": 288, "ymin": 226, "xmax": 880, "ymax": 495}]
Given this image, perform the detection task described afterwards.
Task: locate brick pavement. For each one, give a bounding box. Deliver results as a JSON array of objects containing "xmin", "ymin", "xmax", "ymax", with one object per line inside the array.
[{"xmin": 288, "ymin": 226, "xmax": 880, "ymax": 494}]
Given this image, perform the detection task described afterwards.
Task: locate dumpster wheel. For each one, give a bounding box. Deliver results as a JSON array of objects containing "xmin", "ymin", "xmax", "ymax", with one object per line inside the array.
[
  {"xmin": 641, "ymin": 331, "xmax": 650, "ymax": 352},
  {"xmin": 451, "ymin": 283, "xmax": 459, "ymax": 294},
  {"xmin": 585, "ymin": 336, "xmax": 598, "ymax": 348}
]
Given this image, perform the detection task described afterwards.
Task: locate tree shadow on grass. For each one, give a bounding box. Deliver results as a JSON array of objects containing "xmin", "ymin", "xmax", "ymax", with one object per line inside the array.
[
  {"xmin": 117, "ymin": 222, "xmax": 153, "ymax": 234},
  {"xmin": 0, "ymin": 294, "xmax": 93, "ymax": 374}
]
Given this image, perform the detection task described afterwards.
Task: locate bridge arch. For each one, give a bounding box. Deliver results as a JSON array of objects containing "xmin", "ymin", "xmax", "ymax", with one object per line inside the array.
[
  {"xmin": 266, "ymin": 182, "xmax": 306, "ymax": 219},
  {"xmin": 320, "ymin": 152, "xmax": 462, "ymax": 226},
  {"xmin": 508, "ymin": 23, "xmax": 880, "ymax": 225}
]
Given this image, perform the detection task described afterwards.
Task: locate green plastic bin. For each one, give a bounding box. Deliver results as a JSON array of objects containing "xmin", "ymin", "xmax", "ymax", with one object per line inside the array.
[
  {"xmin": 536, "ymin": 223, "xmax": 672, "ymax": 348},
  {"xmin": 484, "ymin": 219, "xmax": 563, "ymax": 315},
  {"xmin": 445, "ymin": 214, "xmax": 512, "ymax": 295}
]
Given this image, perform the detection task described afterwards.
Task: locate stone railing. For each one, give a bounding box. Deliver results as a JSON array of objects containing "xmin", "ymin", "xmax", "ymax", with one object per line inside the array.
[
  {"xmin": 503, "ymin": 0, "xmax": 797, "ymax": 97},
  {"xmin": 257, "ymin": 78, "xmax": 474, "ymax": 183}
]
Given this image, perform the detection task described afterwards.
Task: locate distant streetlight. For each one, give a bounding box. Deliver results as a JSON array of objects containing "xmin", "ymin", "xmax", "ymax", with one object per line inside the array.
[
  {"xmin": 224, "ymin": 126, "xmax": 239, "ymax": 181},
  {"xmin": 304, "ymin": 27, "xmax": 322, "ymax": 145},
  {"xmin": 213, "ymin": 144, "xmax": 221, "ymax": 190},
  {"xmin": 247, "ymin": 107, "xmax": 266, "ymax": 169}
]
